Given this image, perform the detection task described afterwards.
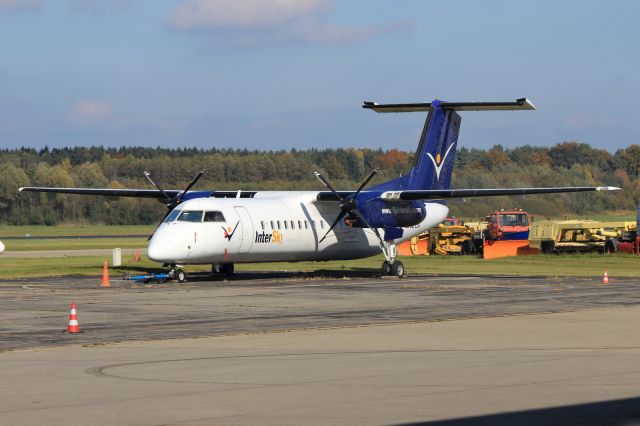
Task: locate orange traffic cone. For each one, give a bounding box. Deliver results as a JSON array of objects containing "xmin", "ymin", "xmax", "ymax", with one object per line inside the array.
[
  {"xmin": 133, "ymin": 249, "xmax": 141, "ymax": 262},
  {"xmin": 602, "ymin": 270, "xmax": 609, "ymax": 284},
  {"xmin": 67, "ymin": 302, "xmax": 80, "ymax": 333},
  {"xmin": 100, "ymin": 259, "xmax": 110, "ymax": 287}
]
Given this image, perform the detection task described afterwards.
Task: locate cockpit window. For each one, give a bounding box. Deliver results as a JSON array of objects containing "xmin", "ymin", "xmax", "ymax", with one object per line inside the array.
[
  {"xmin": 177, "ymin": 210, "xmax": 204, "ymax": 222},
  {"xmin": 204, "ymin": 211, "xmax": 225, "ymax": 222},
  {"xmin": 164, "ymin": 209, "xmax": 181, "ymax": 222}
]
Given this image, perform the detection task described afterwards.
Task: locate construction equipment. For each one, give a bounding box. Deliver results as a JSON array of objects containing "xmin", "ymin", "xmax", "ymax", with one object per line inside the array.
[
  {"xmin": 397, "ymin": 217, "xmax": 480, "ymax": 256},
  {"xmin": 429, "ymin": 218, "xmax": 476, "ymax": 255},
  {"xmin": 398, "ymin": 209, "xmax": 538, "ymax": 259},
  {"xmin": 600, "ymin": 206, "xmax": 640, "ymax": 254},
  {"xmin": 529, "ymin": 219, "xmax": 636, "ymax": 254}
]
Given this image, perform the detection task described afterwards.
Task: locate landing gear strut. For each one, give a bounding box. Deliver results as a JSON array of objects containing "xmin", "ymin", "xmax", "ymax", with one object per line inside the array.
[{"xmin": 380, "ymin": 242, "xmax": 404, "ymax": 278}]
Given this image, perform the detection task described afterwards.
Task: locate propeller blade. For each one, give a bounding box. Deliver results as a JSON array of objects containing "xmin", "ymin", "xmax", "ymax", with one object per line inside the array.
[
  {"xmin": 354, "ymin": 168, "xmax": 379, "ymax": 196},
  {"xmin": 314, "ymin": 171, "xmax": 343, "ymax": 201},
  {"xmin": 144, "ymin": 171, "xmax": 172, "ymax": 203},
  {"xmin": 318, "ymin": 210, "xmax": 347, "ymax": 244},
  {"xmin": 178, "ymin": 170, "xmax": 205, "ymax": 202}
]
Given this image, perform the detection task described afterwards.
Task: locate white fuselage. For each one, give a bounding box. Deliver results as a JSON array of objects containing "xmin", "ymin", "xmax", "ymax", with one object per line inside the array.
[
  {"xmin": 147, "ymin": 191, "xmax": 448, "ymax": 265},
  {"xmin": 0, "ymin": 240, "xmax": 4, "ymax": 254}
]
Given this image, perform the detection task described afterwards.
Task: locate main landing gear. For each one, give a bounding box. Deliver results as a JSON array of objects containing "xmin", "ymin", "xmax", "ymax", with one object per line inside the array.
[
  {"xmin": 211, "ymin": 263, "xmax": 235, "ymax": 276},
  {"xmin": 380, "ymin": 242, "xmax": 405, "ymax": 278}
]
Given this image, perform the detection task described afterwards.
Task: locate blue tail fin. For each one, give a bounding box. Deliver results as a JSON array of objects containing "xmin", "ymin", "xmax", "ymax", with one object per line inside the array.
[{"xmin": 370, "ymin": 99, "xmax": 461, "ymax": 191}]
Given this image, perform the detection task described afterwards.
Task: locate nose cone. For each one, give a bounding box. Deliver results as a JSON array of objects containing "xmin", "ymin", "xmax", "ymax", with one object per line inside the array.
[
  {"xmin": 147, "ymin": 227, "xmax": 173, "ymax": 263},
  {"xmin": 0, "ymin": 240, "xmax": 4, "ymax": 254}
]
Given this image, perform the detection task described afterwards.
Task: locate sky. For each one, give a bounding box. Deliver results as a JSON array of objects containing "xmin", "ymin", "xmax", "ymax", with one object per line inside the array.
[{"xmin": 0, "ymin": 0, "xmax": 638, "ymax": 152}]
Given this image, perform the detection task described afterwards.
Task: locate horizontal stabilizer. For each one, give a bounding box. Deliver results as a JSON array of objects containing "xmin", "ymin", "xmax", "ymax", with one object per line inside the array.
[{"xmin": 363, "ymin": 98, "xmax": 535, "ymax": 113}]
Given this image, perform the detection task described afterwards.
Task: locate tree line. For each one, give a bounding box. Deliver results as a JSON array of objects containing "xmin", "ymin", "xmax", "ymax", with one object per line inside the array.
[{"xmin": 0, "ymin": 142, "xmax": 638, "ymax": 226}]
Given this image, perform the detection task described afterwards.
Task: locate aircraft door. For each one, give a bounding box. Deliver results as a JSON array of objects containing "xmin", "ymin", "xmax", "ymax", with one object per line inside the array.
[{"xmin": 234, "ymin": 206, "xmax": 254, "ymax": 254}]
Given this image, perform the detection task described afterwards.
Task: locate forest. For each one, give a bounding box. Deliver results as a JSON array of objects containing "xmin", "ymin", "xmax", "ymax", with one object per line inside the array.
[{"xmin": 0, "ymin": 142, "xmax": 639, "ymax": 225}]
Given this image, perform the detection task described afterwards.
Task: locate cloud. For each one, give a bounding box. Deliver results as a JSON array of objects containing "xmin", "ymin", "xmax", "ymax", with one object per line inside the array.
[
  {"xmin": 169, "ymin": 0, "xmax": 328, "ymax": 30},
  {"xmin": 67, "ymin": 0, "xmax": 137, "ymax": 13},
  {"xmin": 66, "ymin": 100, "xmax": 113, "ymax": 125},
  {"xmin": 0, "ymin": 0, "xmax": 42, "ymax": 12},
  {"xmin": 167, "ymin": 0, "xmax": 402, "ymax": 47}
]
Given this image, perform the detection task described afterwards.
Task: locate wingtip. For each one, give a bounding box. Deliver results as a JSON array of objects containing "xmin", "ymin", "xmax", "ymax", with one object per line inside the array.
[{"xmin": 596, "ymin": 186, "xmax": 621, "ymax": 191}]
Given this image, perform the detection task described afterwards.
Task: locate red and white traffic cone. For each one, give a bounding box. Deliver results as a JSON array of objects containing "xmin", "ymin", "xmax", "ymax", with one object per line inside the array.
[
  {"xmin": 67, "ymin": 302, "xmax": 80, "ymax": 333},
  {"xmin": 602, "ymin": 270, "xmax": 609, "ymax": 284},
  {"xmin": 100, "ymin": 259, "xmax": 110, "ymax": 287}
]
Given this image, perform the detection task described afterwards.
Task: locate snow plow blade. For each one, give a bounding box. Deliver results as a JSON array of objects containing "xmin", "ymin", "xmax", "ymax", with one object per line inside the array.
[
  {"xmin": 398, "ymin": 238, "xmax": 429, "ymax": 256},
  {"xmin": 483, "ymin": 240, "xmax": 540, "ymax": 259}
]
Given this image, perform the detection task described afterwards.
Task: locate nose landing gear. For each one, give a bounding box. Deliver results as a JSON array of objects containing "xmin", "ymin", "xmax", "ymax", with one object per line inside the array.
[{"xmin": 166, "ymin": 265, "xmax": 187, "ymax": 283}]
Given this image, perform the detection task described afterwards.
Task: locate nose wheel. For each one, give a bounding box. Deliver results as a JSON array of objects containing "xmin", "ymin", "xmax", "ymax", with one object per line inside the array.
[{"xmin": 167, "ymin": 266, "xmax": 187, "ymax": 283}]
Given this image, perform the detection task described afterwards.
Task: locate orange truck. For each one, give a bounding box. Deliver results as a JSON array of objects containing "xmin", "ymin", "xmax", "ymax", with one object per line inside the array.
[{"xmin": 472, "ymin": 209, "xmax": 540, "ymax": 259}]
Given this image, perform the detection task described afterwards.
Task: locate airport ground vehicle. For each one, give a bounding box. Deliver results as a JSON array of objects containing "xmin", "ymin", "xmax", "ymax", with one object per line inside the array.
[
  {"xmin": 468, "ymin": 209, "xmax": 537, "ymax": 259},
  {"xmin": 529, "ymin": 220, "xmax": 636, "ymax": 254},
  {"xmin": 399, "ymin": 210, "xmax": 535, "ymax": 259},
  {"xmin": 602, "ymin": 207, "xmax": 640, "ymax": 254}
]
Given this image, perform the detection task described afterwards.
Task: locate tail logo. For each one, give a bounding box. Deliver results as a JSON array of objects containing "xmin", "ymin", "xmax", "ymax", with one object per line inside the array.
[{"xmin": 426, "ymin": 143, "xmax": 455, "ymax": 181}]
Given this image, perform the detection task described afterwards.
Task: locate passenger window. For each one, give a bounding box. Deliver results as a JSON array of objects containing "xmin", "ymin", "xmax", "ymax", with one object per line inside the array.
[
  {"xmin": 271, "ymin": 220, "xmax": 275, "ymax": 230},
  {"xmin": 320, "ymin": 220, "xmax": 325, "ymax": 229},
  {"xmin": 304, "ymin": 220, "xmax": 308, "ymax": 229},
  {"xmin": 298, "ymin": 220, "xmax": 302, "ymax": 229},
  {"xmin": 261, "ymin": 221, "xmax": 265, "ymax": 230},
  {"xmin": 284, "ymin": 221, "xmax": 288, "ymax": 230},
  {"xmin": 177, "ymin": 210, "xmax": 204, "ymax": 222},
  {"xmin": 204, "ymin": 211, "xmax": 225, "ymax": 222},
  {"xmin": 277, "ymin": 220, "xmax": 281, "ymax": 229},
  {"xmin": 290, "ymin": 220, "xmax": 295, "ymax": 229}
]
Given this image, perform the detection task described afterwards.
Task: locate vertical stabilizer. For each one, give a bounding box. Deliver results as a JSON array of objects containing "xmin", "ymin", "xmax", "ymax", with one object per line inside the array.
[{"xmin": 363, "ymin": 97, "xmax": 534, "ymax": 191}]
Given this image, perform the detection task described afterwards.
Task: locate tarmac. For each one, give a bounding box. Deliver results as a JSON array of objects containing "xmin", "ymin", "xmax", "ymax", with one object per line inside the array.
[{"xmin": 1, "ymin": 272, "xmax": 640, "ymax": 425}]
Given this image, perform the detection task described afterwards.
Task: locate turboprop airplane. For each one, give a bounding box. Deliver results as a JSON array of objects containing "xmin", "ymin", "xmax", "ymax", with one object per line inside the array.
[{"xmin": 19, "ymin": 98, "xmax": 619, "ymax": 280}]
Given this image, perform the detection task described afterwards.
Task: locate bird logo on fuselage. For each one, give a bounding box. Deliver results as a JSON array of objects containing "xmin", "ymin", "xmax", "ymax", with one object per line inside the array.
[{"xmin": 222, "ymin": 221, "xmax": 240, "ymax": 241}]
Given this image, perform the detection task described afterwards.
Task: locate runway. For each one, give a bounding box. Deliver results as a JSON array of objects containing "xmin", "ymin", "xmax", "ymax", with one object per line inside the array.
[{"xmin": 2, "ymin": 273, "xmax": 640, "ymax": 425}]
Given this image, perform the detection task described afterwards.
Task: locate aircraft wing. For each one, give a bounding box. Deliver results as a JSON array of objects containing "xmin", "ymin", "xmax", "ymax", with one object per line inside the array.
[
  {"xmin": 17, "ymin": 187, "xmax": 259, "ymax": 199},
  {"xmin": 378, "ymin": 186, "xmax": 620, "ymax": 201},
  {"xmin": 316, "ymin": 186, "xmax": 620, "ymax": 202},
  {"xmin": 18, "ymin": 187, "xmax": 181, "ymax": 198}
]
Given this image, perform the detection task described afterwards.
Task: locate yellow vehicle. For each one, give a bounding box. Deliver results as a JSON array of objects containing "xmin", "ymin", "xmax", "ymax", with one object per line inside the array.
[{"xmin": 529, "ymin": 220, "xmax": 637, "ymax": 253}]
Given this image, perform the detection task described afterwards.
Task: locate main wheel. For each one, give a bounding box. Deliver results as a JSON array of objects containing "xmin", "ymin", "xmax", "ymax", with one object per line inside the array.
[
  {"xmin": 381, "ymin": 261, "xmax": 392, "ymax": 276},
  {"xmin": 391, "ymin": 260, "xmax": 405, "ymax": 278},
  {"xmin": 176, "ymin": 269, "xmax": 187, "ymax": 283},
  {"xmin": 220, "ymin": 263, "xmax": 235, "ymax": 275}
]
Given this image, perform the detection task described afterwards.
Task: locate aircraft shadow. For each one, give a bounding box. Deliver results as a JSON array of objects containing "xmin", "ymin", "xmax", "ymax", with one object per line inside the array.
[
  {"xmin": 398, "ymin": 395, "xmax": 640, "ymax": 426},
  {"xmin": 189, "ymin": 268, "xmax": 381, "ymax": 282}
]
